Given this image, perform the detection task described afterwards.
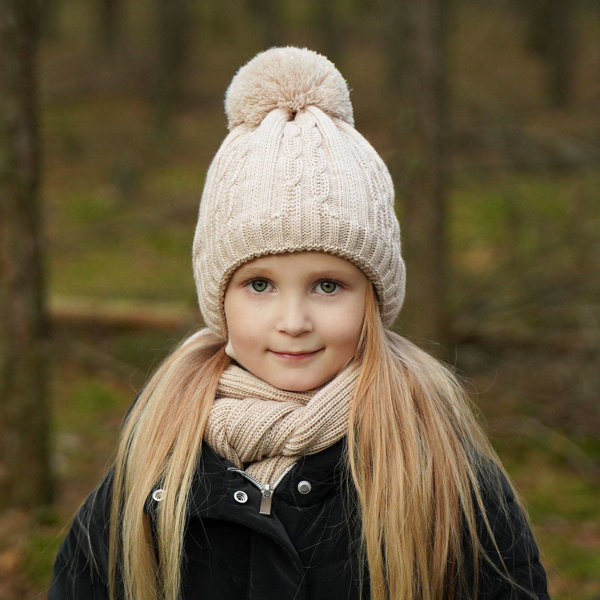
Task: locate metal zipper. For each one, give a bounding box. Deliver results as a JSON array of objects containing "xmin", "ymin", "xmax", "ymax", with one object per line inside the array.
[{"xmin": 227, "ymin": 463, "xmax": 295, "ymax": 516}]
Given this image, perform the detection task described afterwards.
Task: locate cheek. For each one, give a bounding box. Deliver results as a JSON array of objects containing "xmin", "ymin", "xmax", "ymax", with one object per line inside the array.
[
  {"xmin": 224, "ymin": 297, "xmax": 246, "ymax": 347},
  {"xmin": 326, "ymin": 304, "xmax": 365, "ymax": 351},
  {"xmin": 225, "ymin": 300, "xmax": 264, "ymax": 350}
]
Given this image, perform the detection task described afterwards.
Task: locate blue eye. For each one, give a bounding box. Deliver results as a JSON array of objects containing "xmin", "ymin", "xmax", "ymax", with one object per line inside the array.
[
  {"xmin": 316, "ymin": 280, "xmax": 338, "ymax": 294},
  {"xmin": 249, "ymin": 279, "xmax": 270, "ymax": 293}
]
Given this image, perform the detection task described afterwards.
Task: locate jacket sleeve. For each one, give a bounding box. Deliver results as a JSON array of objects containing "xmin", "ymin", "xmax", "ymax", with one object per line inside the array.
[
  {"xmin": 48, "ymin": 473, "xmax": 113, "ymax": 600},
  {"xmin": 474, "ymin": 468, "xmax": 550, "ymax": 600}
]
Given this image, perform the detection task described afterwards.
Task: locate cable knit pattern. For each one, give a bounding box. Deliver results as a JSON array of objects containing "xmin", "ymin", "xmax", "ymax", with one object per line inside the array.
[
  {"xmin": 203, "ymin": 363, "xmax": 359, "ymax": 485},
  {"xmin": 193, "ymin": 47, "xmax": 405, "ymax": 337}
]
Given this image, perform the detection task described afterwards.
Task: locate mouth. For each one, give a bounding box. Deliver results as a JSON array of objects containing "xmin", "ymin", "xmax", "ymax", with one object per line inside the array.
[{"xmin": 269, "ymin": 349, "xmax": 322, "ymax": 360}]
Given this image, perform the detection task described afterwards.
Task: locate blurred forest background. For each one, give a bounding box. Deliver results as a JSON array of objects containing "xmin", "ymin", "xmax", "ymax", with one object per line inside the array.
[{"xmin": 1, "ymin": 0, "xmax": 599, "ymax": 598}]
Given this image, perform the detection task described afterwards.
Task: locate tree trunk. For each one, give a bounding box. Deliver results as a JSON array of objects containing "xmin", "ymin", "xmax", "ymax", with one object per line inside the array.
[
  {"xmin": 97, "ymin": 0, "xmax": 120, "ymax": 54},
  {"xmin": 311, "ymin": 0, "xmax": 342, "ymax": 63},
  {"xmin": 543, "ymin": 0, "xmax": 575, "ymax": 107},
  {"xmin": 384, "ymin": 0, "xmax": 450, "ymax": 354},
  {"xmin": 247, "ymin": 0, "xmax": 285, "ymax": 47},
  {"xmin": 154, "ymin": 0, "xmax": 190, "ymax": 132},
  {"xmin": 525, "ymin": 0, "xmax": 576, "ymax": 107},
  {"xmin": 0, "ymin": 0, "xmax": 53, "ymax": 508},
  {"xmin": 40, "ymin": 0, "xmax": 60, "ymax": 38}
]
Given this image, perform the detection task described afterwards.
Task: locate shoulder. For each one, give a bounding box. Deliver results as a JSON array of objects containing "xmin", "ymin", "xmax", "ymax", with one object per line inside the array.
[
  {"xmin": 473, "ymin": 460, "xmax": 550, "ymax": 599},
  {"xmin": 49, "ymin": 472, "xmax": 113, "ymax": 599}
]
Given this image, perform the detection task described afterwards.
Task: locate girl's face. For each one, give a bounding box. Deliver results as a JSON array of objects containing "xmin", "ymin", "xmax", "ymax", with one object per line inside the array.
[{"xmin": 224, "ymin": 252, "xmax": 368, "ymax": 391}]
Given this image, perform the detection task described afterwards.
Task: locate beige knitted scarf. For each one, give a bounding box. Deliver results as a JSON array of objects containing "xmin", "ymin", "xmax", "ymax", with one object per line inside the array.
[{"xmin": 203, "ymin": 362, "xmax": 359, "ymax": 485}]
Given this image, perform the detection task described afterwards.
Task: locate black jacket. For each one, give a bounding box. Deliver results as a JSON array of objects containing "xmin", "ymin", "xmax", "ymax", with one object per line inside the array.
[{"xmin": 50, "ymin": 440, "xmax": 550, "ymax": 600}]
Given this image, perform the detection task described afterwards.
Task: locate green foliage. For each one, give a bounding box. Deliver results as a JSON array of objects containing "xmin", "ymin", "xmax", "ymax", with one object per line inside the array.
[
  {"xmin": 22, "ymin": 532, "xmax": 63, "ymax": 588},
  {"xmin": 68, "ymin": 379, "xmax": 120, "ymax": 413}
]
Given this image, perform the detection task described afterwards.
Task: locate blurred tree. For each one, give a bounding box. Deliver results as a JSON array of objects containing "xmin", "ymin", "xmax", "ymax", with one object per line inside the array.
[
  {"xmin": 523, "ymin": 0, "xmax": 576, "ymax": 107},
  {"xmin": 97, "ymin": 0, "xmax": 120, "ymax": 54},
  {"xmin": 0, "ymin": 0, "xmax": 53, "ymax": 508},
  {"xmin": 310, "ymin": 0, "xmax": 342, "ymax": 62},
  {"xmin": 155, "ymin": 0, "xmax": 191, "ymax": 132},
  {"xmin": 40, "ymin": 0, "xmax": 60, "ymax": 38},
  {"xmin": 384, "ymin": 0, "xmax": 450, "ymax": 354},
  {"xmin": 247, "ymin": 0, "xmax": 285, "ymax": 47},
  {"xmin": 383, "ymin": 0, "xmax": 411, "ymax": 94}
]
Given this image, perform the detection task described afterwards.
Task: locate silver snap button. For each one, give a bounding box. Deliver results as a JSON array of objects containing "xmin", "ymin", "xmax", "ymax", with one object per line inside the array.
[
  {"xmin": 233, "ymin": 490, "xmax": 248, "ymax": 504},
  {"xmin": 152, "ymin": 489, "xmax": 164, "ymax": 502},
  {"xmin": 297, "ymin": 480, "xmax": 312, "ymax": 495}
]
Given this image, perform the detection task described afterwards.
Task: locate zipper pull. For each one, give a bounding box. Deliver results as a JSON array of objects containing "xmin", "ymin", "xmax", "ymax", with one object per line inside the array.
[{"xmin": 259, "ymin": 485, "xmax": 273, "ymax": 515}]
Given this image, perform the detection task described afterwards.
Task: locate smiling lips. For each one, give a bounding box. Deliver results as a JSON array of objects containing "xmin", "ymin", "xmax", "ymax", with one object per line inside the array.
[{"xmin": 269, "ymin": 349, "xmax": 322, "ymax": 360}]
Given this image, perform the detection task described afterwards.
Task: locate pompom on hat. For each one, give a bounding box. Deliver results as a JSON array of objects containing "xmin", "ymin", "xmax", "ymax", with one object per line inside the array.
[
  {"xmin": 225, "ymin": 46, "xmax": 354, "ymax": 129},
  {"xmin": 193, "ymin": 47, "xmax": 405, "ymax": 338}
]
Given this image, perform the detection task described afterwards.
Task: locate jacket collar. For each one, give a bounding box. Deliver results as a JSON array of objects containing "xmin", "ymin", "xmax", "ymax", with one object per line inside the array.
[{"xmin": 146, "ymin": 439, "xmax": 348, "ymax": 518}]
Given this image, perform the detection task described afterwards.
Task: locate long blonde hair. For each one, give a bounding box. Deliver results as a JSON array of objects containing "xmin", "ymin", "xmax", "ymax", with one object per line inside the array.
[
  {"xmin": 348, "ymin": 288, "xmax": 516, "ymax": 600},
  {"xmin": 108, "ymin": 285, "xmax": 520, "ymax": 600}
]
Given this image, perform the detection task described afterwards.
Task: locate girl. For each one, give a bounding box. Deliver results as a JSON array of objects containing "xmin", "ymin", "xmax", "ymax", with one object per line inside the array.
[{"xmin": 50, "ymin": 47, "xmax": 550, "ymax": 600}]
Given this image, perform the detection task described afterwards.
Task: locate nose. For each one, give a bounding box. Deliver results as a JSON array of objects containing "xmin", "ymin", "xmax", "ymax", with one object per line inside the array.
[{"xmin": 276, "ymin": 296, "xmax": 313, "ymax": 336}]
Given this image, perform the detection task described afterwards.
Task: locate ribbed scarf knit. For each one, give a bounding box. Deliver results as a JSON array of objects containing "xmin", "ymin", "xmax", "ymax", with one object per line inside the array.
[{"xmin": 203, "ymin": 362, "xmax": 359, "ymax": 485}]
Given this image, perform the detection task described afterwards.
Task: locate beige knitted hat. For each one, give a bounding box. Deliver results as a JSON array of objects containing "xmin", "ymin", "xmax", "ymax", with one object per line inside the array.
[{"xmin": 193, "ymin": 47, "xmax": 405, "ymax": 338}]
